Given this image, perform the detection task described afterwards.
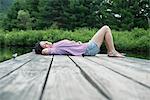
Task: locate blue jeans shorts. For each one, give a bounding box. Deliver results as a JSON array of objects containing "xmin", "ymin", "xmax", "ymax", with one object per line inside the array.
[{"xmin": 83, "ymin": 41, "xmax": 100, "ymax": 56}]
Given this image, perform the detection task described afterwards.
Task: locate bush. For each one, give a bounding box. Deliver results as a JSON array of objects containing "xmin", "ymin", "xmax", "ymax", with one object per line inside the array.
[
  {"xmin": 112, "ymin": 28, "xmax": 150, "ymax": 52},
  {"xmin": 0, "ymin": 28, "xmax": 149, "ymax": 53}
]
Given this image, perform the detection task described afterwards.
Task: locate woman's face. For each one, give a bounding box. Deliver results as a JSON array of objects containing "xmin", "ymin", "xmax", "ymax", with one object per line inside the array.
[{"xmin": 40, "ymin": 41, "xmax": 52, "ymax": 48}]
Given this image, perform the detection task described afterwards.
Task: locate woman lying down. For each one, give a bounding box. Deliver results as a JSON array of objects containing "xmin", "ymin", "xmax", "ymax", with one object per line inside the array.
[{"xmin": 34, "ymin": 25, "xmax": 125, "ymax": 57}]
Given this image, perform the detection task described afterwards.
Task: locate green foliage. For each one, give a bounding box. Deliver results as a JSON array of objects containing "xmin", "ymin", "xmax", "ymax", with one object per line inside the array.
[
  {"xmin": 0, "ymin": 0, "xmax": 14, "ymax": 12},
  {"xmin": 0, "ymin": 30, "xmax": 5, "ymax": 46},
  {"xmin": 112, "ymin": 28, "xmax": 150, "ymax": 52},
  {"xmin": 17, "ymin": 10, "xmax": 32, "ymax": 30},
  {"xmin": 1, "ymin": 0, "xmax": 149, "ymax": 31},
  {"xmin": 2, "ymin": 0, "xmax": 26, "ymax": 31},
  {"xmin": 110, "ymin": 0, "xmax": 149, "ymax": 30},
  {"xmin": 0, "ymin": 48, "xmax": 12, "ymax": 62},
  {"xmin": 0, "ymin": 47, "xmax": 31, "ymax": 62},
  {"xmin": 0, "ymin": 28, "xmax": 149, "ymax": 53}
]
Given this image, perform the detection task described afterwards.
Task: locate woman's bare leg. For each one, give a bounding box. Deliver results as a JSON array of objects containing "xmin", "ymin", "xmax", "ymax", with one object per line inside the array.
[{"xmin": 90, "ymin": 25, "xmax": 124, "ymax": 57}]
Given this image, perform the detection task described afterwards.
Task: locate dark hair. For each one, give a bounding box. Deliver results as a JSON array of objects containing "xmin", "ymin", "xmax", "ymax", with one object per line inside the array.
[{"xmin": 34, "ymin": 42, "xmax": 43, "ymax": 54}]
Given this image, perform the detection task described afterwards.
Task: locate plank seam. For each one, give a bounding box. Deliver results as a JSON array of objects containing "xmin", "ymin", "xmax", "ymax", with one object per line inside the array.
[
  {"xmin": 0, "ymin": 59, "xmax": 32, "ymax": 80},
  {"xmin": 85, "ymin": 57, "xmax": 150, "ymax": 89},
  {"xmin": 100, "ymin": 57, "xmax": 150, "ymax": 73},
  {"xmin": 39, "ymin": 55, "xmax": 54, "ymax": 100},
  {"xmin": 68, "ymin": 56, "xmax": 112, "ymax": 100}
]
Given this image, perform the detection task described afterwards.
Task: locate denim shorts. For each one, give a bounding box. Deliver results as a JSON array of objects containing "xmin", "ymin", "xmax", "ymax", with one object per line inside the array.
[{"xmin": 84, "ymin": 41, "xmax": 100, "ymax": 56}]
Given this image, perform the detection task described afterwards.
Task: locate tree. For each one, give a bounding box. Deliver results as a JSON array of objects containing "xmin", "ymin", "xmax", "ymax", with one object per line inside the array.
[
  {"xmin": 111, "ymin": 0, "xmax": 149, "ymax": 30},
  {"xmin": 38, "ymin": 0, "xmax": 70, "ymax": 29},
  {"xmin": 2, "ymin": 0, "xmax": 26, "ymax": 31},
  {"xmin": 17, "ymin": 10, "xmax": 32, "ymax": 30},
  {"xmin": 2, "ymin": 0, "xmax": 149, "ymax": 31},
  {"xmin": 25, "ymin": 0, "xmax": 40, "ymax": 29}
]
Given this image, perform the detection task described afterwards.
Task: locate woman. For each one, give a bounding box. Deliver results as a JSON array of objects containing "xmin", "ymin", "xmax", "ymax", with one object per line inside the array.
[{"xmin": 35, "ymin": 25, "xmax": 124, "ymax": 57}]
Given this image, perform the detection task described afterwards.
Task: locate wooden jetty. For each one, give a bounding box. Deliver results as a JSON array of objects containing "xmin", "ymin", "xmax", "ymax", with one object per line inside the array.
[{"xmin": 0, "ymin": 52, "xmax": 150, "ymax": 100}]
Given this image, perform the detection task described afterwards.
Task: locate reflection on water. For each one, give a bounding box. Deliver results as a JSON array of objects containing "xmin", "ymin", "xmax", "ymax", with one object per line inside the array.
[
  {"xmin": 0, "ymin": 47, "xmax": 32, "ymax": 62},
  {"xmin": 0, "ymin": 47, "xmax": 149, "ymax": 62}
]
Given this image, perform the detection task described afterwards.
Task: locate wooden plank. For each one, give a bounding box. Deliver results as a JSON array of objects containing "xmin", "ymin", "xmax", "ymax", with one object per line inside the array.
[
  {"xmin": 122, "ymin": 57, "xmax": 150, "ymax": 65},
  {"xmin": 70, "ymin": 56, "xmax": 150, "ymax": 100},
  {"xmin": 94, "ymin": 55, "xmax": 150, "ymax": 87},
  {"xmin": 0, "ymin": 52, "xmax": 34, "ymax": 79},
  {"xmin": 96, "ymin": 55, "xmax": 150, "ymax": 73},
  {"xmin": 42, "ymin": 55, "xmax": 107, "ymax": 100},
  {"xmin": 0, "ymin": 54, "xmax": 52, "ymax": 100},
  {"xmin": 96, "ymin": 54, "xmax": 150, "ymax": 65}
]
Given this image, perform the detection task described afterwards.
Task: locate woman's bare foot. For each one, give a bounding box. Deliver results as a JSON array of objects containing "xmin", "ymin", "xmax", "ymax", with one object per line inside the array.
[{"xmin": 108, "ymin": 50, "xmax": 125, "ymax": 58}]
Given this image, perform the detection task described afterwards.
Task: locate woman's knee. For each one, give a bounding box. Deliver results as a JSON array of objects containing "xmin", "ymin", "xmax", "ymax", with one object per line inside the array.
[{"xmin": 102, "ymin": 25, "xmax": 110, "ymax": 30}]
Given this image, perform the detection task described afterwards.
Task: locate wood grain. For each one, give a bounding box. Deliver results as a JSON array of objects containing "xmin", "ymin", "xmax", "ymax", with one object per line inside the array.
[
  {"xmin": 0, "ymin": 52, "xmax": 34, "ymax": 79},
  {"xmin": 42, "ymin": 55, "xmax": 107, "ymax": 100},
  {"xmin": 96, "ymin": 54, "xmax": 150, "ymax": 65},
  {"xmin": 0, "ymin": 53, "xmax": 149, "ymax": 100},
  {"xmin": 95, "ymin": 55, "xmax": 150, "ymax": 87},
  {"xmin": 70, "ymin": 56, "xmax": 150, "ymax": 100},
  {"xmin": 0, "ymin": 54, "xmax": 52, "ymax": 100}
]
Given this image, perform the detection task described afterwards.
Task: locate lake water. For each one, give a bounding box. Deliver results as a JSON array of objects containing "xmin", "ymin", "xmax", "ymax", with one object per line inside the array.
[{"xmin": 0, "ymin": 47, "xmax": 149, "ymax": 62}]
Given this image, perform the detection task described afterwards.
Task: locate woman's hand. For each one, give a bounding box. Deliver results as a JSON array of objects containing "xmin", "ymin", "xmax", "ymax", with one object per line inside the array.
[
  {"xmin": 77, "ymin": 41, "xmax": 82, "ymax": 44},
  {"xmin": 42, "ymin": 48, "xmax": 49, "ymax": 55}
]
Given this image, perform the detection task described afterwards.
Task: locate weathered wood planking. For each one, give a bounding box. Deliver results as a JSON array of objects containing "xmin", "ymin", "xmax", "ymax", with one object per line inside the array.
[
  {"xmin": 0, "ymin": 55, "xmax": 52, "ymax": 100},
  {"xmin": 42, "ymin": 55, "xmax": 107, "ymax": 100},
  {"xmin": 70, "ymin": 56, "xmax": 150, "ymax": 100},
  {"xmin": 97, "ymin": 55, "xmax": 150, "ymax": 73},
  {"xmin": 0, "ymin": 52, "xmax": 34, "ymax": 79},
  {"xmin": 96, "ymin": 54, "xmax": 150, "ymax": 66},
  {"xmin": 96, "ymin": 54, "xmax": 150, "ymax": 70},
  {"xmin": 0, "ymin": 52, "xmax": 150, "ymax": 100},
  {"xmin": 94, "ymin": 54, "xmax": 150, "ymax": 88}
]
